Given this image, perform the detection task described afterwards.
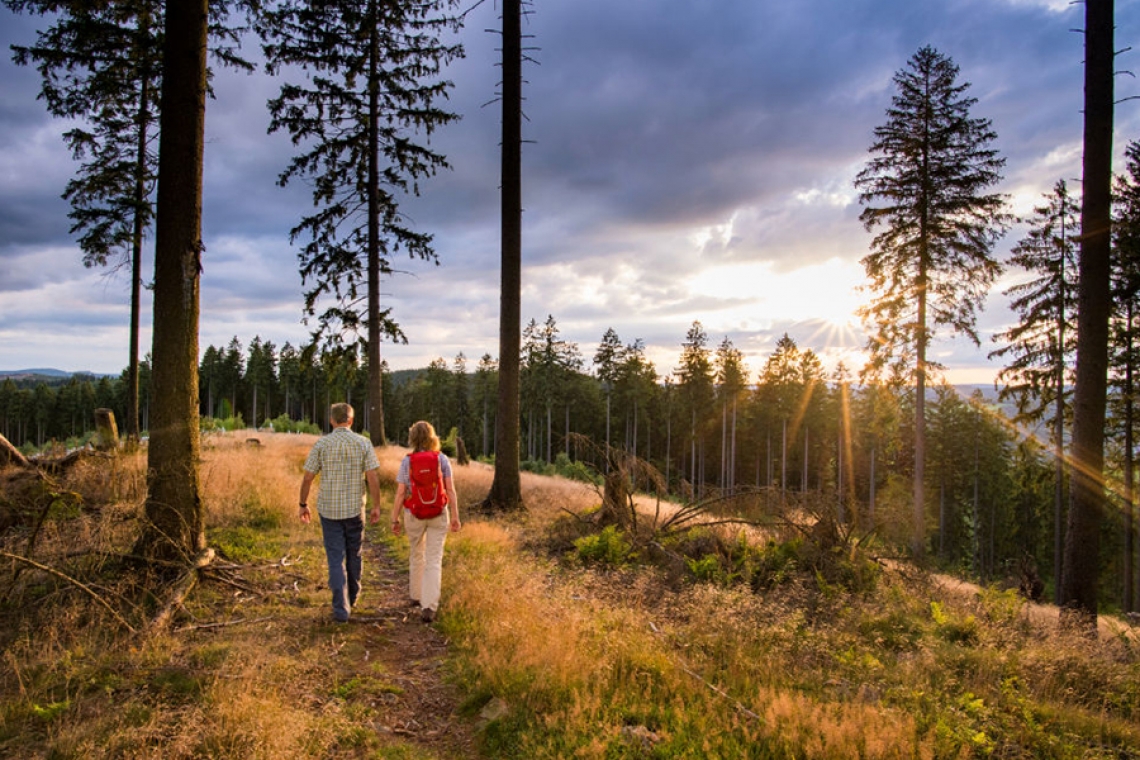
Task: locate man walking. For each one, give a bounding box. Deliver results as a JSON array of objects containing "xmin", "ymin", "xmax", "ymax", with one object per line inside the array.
[{"xmin": 299, "ymin": 403, "xmax": 381, "ymax": 623}]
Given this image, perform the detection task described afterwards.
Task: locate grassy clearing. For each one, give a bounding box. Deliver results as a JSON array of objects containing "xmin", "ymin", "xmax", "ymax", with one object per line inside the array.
[
  {"xmin": 439, "ymin": 468, "xmax": 1140, "ymax": 758},
  {"xmin": 1, "ymin": 432, "xmax": 1138, "ymax": 758}
]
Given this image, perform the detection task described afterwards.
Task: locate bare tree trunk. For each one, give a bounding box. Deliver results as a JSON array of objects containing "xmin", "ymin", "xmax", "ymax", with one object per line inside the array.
[
  {"xmin": 486, "ymin": 0, "xmax": 523, "ymax": 510},
  {"xmin": 915, "ymin": 282, "xmax": 928, "ymax": 558},
  {"xmin": 127, "ymin": 27, "xmax": 150, "ymax": 446},
  {"xmin": 0, "ymin": 432, "xmax": 29, "ymax": 468},
  {"xmin": 366, "ymin": 1, "xmax": 387, "ymax": 447},
  {"xmin": 1054, "ymin": 209, "xmax": 1069, "ymax": 605},
  {"xmin": 1062, "ymin": 0, "xmax": 1113, "ymax": 624},
  {"xmin": 1125, "ymin": 300, "xmax": 1135, "ymax": 612},
  {"xmin": 137, "ymin": 0, "xmax": 208, "ymax": 563}
]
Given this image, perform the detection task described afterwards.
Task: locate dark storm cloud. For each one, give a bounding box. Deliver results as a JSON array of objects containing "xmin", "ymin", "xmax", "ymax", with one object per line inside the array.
[{"xmin": 3, "ymin": 0, "xmax": 1138, "ymax": 377}]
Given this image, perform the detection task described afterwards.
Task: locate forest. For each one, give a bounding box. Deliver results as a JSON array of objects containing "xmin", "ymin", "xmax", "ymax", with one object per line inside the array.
[
  {"xmin": 4, "ymin": 0, "xmax": 1140, "ymax": 755},
  {"xmin": 0, "ymin": 0, "xmax": 1129, "ymax": 627},
  {"xmin": 3, "ymin": 303, "xmax": 1139, "ymax": 613}
]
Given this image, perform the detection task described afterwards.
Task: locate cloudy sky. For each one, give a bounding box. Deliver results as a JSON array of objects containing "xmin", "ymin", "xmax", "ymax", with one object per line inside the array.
[{"xmin": 1, "ymin": 0, "xmax": 1138, "ymax": 384}]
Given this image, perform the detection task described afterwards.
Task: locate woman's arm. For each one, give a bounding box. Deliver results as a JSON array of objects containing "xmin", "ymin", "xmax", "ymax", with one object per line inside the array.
[
  {"xmin": 391, "ymin": 483, "xmax": 407, "ymax": 534},
  {"xmin": 444, "ymin": 476, "xmax": 460, "ymax": 531}
]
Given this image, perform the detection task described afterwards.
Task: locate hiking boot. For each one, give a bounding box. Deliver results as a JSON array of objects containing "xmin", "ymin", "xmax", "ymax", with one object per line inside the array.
[{"xmin": 421, "ymin": 607, "xmax": 435, "ymax": 624}]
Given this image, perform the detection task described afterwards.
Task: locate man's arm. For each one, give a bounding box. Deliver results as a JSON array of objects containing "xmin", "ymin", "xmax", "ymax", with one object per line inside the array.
[
  {"xmin": 366, "ymin": 469, "xmax": 382, "ymax": 524},
  {"xmin": 299, "ymin": 471, "xmax": 316, "ymax": 524}
]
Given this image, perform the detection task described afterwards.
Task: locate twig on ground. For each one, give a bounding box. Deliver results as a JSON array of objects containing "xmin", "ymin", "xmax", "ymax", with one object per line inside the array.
[
  {"xmin": 202, "ymin": 568, "xmax": 263, "ymax": 596},
  {"xmin": 0, "ymin": 549, "xmax": 138, "ymax": 634},
  {"xmin": 147, "ymin": 548, "xmax": 215, "ymax": 633},
  {"xmin": 174, "ymin": 615, "xmax": 274, "ymax": 633},
  {"xmin": 647, "ymin": 619, "xmax": 761, "ymax": 722}
]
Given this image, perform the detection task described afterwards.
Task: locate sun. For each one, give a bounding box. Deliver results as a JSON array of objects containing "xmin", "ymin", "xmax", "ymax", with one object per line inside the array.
[{"xmin": 690, "ymin": 257, "xmax": 866, "ymax": 333}]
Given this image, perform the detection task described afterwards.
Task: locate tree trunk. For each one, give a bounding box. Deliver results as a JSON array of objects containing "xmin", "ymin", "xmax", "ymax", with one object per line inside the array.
[
  {"xmin": 1061, "ymin": 0, "xmax": 1114, "ymax": 624},
  {"xmin": 365, "ymin": 1, "xmax": 387, "ymax": 447},
  {"xmin": 914, "ymin": 280, "xmax": 928, "ymax": 558},
  {"xmin": 0, "ymin": 432, "xmax": 29, "ymax": 468},
  {"xmin": 486, "ymin": 0, "xmax": 522, "ymax": 510},
  {"xmin": 94, "ymin": 408, "xmax": 119, "ymax": 451},
  {"xmin": 1125, "ymin": 300, "xmax": 1135, "ymax": 612},
  {"xmin": 136, "ymin": 0, "xmax": 208, "ymax": 564},
  {"xmin": 1054, "ymin": 210, "xmax": 1069, "ymax": 605},
  {"xmin": 127, "ymin": 34, "xmax": 150, "ymax": 446}
]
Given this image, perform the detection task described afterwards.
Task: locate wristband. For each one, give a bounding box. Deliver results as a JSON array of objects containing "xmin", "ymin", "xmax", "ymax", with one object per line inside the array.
[{"xmin": 299, "ymin": 503, "xmax": 309, "ymax": 509}]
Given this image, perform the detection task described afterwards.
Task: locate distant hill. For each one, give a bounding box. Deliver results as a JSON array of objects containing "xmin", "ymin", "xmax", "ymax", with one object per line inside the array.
[{"xmin": 0, "ymin": 368, "xmax": 109, "ymax": 381}]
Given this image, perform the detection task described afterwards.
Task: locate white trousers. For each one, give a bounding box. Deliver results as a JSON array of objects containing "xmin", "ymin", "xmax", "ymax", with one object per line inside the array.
[{"xmin": 403, "ymin": 509, "xmax": 449, "ymax": 611}]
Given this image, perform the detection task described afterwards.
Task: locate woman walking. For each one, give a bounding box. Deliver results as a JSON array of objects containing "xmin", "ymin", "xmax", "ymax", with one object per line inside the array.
[{"xmin": 385, "ymin": 421, "xmax": 461, "ymax": 623}]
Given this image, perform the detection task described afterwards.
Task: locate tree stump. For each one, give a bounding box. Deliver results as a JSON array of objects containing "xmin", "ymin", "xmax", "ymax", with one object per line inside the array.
[
  {"xmin": 94, "ymin": 409, "xmax": 119, "ymax": 451},
  {"xmin": 456, "ymin": 435, "xmax": 470, "ymax": 465},
  {"xmin": 0, "ymin": 433, "xmax": 30, "ymax": 469},
  {"xmin": 600, "ymin": 468, "xmax": 634, "ymax": 530}
]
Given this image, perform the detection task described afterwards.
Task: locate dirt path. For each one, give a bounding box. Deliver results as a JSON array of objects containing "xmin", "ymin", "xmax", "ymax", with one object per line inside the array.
[
  {"xmin": 927, "ymin": 570, "xmax": 1140, "ymax": 643},
  {"xmin": 346, "ymin": 537, "xmax": 481, "ymax": 758}
]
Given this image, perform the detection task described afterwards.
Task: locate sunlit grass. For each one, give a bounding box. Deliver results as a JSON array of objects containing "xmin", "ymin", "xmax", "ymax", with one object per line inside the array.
[{"xmin": 2, "ymin": 431, "xmax": 1138, "ymax": 758}]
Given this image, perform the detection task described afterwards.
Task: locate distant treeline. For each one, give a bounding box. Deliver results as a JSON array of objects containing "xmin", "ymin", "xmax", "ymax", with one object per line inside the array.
[{"xmin": 1, "ymin": 317, "xmax": 1136, "ymax": 609}]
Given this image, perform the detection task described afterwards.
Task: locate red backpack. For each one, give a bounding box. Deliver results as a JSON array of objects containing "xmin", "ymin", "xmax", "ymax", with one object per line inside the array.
[{"xmin": 404, "ymin": 451, "xmax": 447, "ymax": 519}]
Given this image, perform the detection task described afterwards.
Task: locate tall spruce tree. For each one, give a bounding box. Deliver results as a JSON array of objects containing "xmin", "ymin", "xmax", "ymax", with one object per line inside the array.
[
  {"xmin": 486, "ymin": 0, "xmax": 525, "ymax": 510},
  {"xmin": 715, "ymin": 337, "xmax": 747, "ymax": 493},
  {"xmin": 675, "ymin": 322, "xmax": 715, "ymax": 497},
  {"xmin": 594, "ymin": 327, "xmax": 624, "ymax": 458},
  {"xmin": 136, "ymin": 0, "xmax": 209, "ymax": 564},
  {"xmin": 1061, "ymin": 0, "xmax": 1114, "ymax": 623},
  {"xmin": 1111, "ymin": 140, "xmax": 1140, "ymax": 613},
  {"xmin": 7, "ymin": 0, "xmax": 163, "ymax": 444},
  {"xmin": 260, "ymin": 0, "xmax": 463, "ymax": 446},
  {"xmin": 990, "ymin": 180, "xmax": 1079, "ymax": 602},
  {"xmin": 855, "ymin": 45, "xmax": 1010, "ymax": 556}
]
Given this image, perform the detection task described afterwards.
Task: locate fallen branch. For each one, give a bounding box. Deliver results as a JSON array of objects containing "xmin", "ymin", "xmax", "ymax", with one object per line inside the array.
[
  {"xmin": 202, "ymin": 568, "xmax": 263, "ymax": 596},
  {"xmin": 147, "ymin": 548, "xmax": 215, "ymax": 633},
  {"xmin": 0, "ymin": 550, "xmax": 137, "ymax": 634},
  {"xmin": 174, "ymin": 615, "xmax": 273, "ymax": 633},
  {"xmin": 648, "ymin": 620, "xmax": 761, "ymax": 722},
  {"xmin": 0, "ymin": 432, "xmax": 30, "ymax": 468}
]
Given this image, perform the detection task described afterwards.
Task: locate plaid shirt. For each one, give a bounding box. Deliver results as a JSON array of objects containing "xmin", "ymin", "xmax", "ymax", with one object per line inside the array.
[{"xmin": 303, "ymin": 427, "xmax": 381, "ymax": 520}]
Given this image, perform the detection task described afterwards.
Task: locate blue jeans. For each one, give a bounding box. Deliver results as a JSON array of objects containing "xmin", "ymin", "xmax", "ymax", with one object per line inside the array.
[{"xmin": 319, "ymin": 514, "xmax": 364, "ymax": 621}]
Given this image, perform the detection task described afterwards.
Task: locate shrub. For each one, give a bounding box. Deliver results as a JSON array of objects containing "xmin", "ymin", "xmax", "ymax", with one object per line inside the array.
[
  {"xmin": 267, "ymin": 414, "xmax": 319, "ymax": 435},
  {"xmin": 553, "ymin": 452, "xmax": 600, "ymax": 484},
  {"xmin": 574, "ymin": 525, "xmax": 634, "ymax": 568}
]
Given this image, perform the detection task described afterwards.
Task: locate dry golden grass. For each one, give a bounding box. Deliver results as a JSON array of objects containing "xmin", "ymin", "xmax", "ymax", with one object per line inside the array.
[
  {"xmin": 0, "ymin": 431, "xmax": 450, "ymax": 759},
  {"xmin": 444, "ymin": 525, "xmax": 927, "ymax": 757},
  {"xmin": 3, "ymin": 431, "xmax": 1140, "ymax": 759}
]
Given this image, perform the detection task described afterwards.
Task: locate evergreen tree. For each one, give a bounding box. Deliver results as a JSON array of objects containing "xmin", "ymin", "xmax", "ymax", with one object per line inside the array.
[
  {"xmin": 199, "ymin": 344, "xmax": 222, "ymax": 419},
  {"xmin": 1111, "ymin": 140, "xmax": 1140, "ymax": 612},
  {"xmin": 675, "ymin": 321, "xmax": 715, "ymax": 497},
  {"xmin": 277, "ymin": 342, "xmax": 302, "ymax": 421},
  {"xmin": 221, "ymin": 336, "xmax": 244, "ymax": 420},
  {"xmin": 615, "ymin": 338, "xmax": 656, "ymax": 463},
  {"xmin": 137, "ymin": 0, "xmax": 209, "ymax": 564},
  {"xmin": 245, "ymin": 336, "xmax": 277, "ymax": 428},
  {"xmin": 520, "ymin": 315, "xmax": 581, "ymax": 462},
  {"xmin": 1062, "ymin": 0, "xmax": 1114, "ymax": 623},
  {"xmin": 7, "ymin": 0, "xmax": 162, "ymax": 443},
  {"xmin": 473, "ymin": 353, "xmax": 498, "ymax": 458},
  {"xmin": 715, "ymin": 337, "xmax": 747, "ymax": 493},
  {"xmin": 452, "ymin": 352, "xmax": 472, "ymax": 443},
  {"xmin": 755, "ymin": 334, "xmax": 825, "ymax": 498},
  {"xmin": 594, "ymin": 327, "xmax": 624, "ymax": 456},
  {"xmin": 855, "ymin": 45, "xmax": 1010, "ymax": 556},
  {"xmin": 487, "ymin": 0, "xmax": 525, "ymax": 510},
  {"xmin": 261, "ymin": 0, "xmax": 463, "ymax": 446},
  {"xmin": 990, "ymin": 179, "xmax": 1079, "ymax": 602}
]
